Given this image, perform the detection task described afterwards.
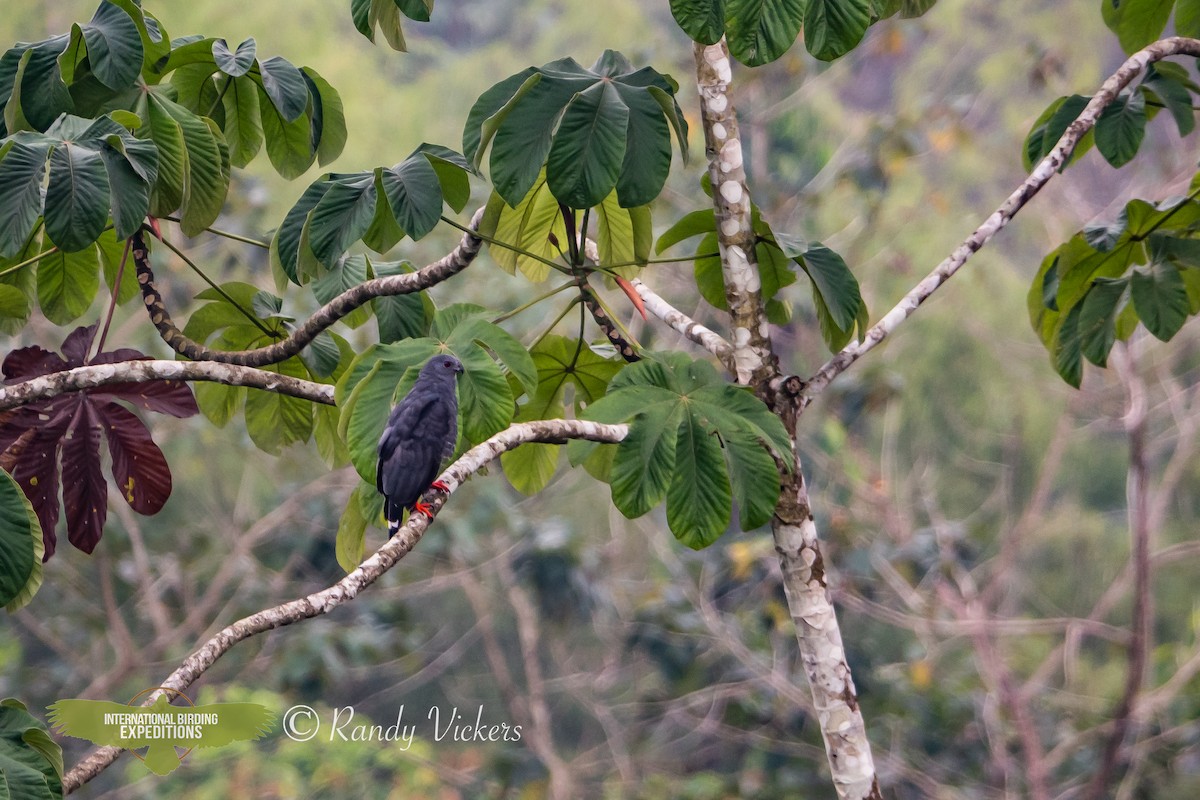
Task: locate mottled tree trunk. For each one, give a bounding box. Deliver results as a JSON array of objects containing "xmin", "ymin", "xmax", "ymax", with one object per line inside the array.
[{"xmin": 693, "ymin": 38, "xmax": 881, "ymax": 799}]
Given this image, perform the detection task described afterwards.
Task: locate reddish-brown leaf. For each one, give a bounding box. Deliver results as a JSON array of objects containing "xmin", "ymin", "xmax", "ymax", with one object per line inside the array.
[
  {"xmin": 60, "ymin": 401, "xmax": 107, "ymax": 554},
  {"xmin": 99, "ymin": 402, "xmax": 172, "ymax": 515},
  {"xmin": 0, "ymin": 420, "xmax": 68, "ymax": 559},
  {"xmin": 92, "ymin": 383, "xmax": 200, "ymax": 418},
  {"xmin": 61, "ymin": 323, "xmax": 99, "ymax": 366},
  {"xmin": 614, "ymin": 275, "xmax": 647, "ymax": 320},
  {"xmin": 3, "ymin": 347, "xmax": 68, "ymax": 382},
  {"xmin": 0, "ymin": 323, "xmax": 198, "ymax": 558}
]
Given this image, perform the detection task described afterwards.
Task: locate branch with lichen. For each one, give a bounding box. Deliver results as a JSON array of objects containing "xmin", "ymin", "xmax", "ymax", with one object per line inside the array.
[
  {"xmin": 0, "ymin": 360, "xmax": 334, "ymax": 411},
  {"xmin": 798, "ymin": 37, "xmax": 1200, "ymax": 407},
  {"xmin": 693, "ymin": 35, "xmax": 881, "ymax": 800},
  {"xmin": 59, "ymin": 417, "xmax": 629, "ymax": 794},
  {"xmin": 693, "ymin": 39, "xmax": 776, "ymax": 387},
  {"xmin": 629, "ymin": 277, "xmax": 734, "ymax": 367},
  {"xmin": 136, "ymin": 208, "xmax": 485, "ymax": 367}
]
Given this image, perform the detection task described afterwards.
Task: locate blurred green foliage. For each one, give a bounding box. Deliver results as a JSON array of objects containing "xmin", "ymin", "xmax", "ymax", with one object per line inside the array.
[{"xmin": 1, "ymin": 0, "xmax": 1199, "ymax": 798}]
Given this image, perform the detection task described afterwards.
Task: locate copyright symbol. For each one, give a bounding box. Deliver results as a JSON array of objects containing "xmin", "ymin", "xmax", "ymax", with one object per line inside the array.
[{"xmin": 282, "ymin": 705, "xmax": 320, "ymax": 741}]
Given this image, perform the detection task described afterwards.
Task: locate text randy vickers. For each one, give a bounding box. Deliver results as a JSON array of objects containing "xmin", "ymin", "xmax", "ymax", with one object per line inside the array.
[{"xmin": 311, "ymin": 705, "xmax": 523, "ymax": 749}]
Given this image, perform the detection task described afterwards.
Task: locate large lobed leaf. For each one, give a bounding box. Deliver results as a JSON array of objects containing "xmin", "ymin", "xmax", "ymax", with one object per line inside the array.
[
  {"xmin": 1024, "ymin": 65, "xmax": 1199, "ymax": 173},
  {"xmin": 179, "ymin": 281, "xmax": 352, "ymax": 459},
  {"xmin": 671, "ymin": 0, "xmax": 909, "ymax": 65},
  {"xmin": 0, "ymin": 698, "xmax": 63, "ymax": 799},
  {"xmin": 0, "ymin": 468, "xmax": 41, "ymax": 611},
  {"xmin": 499, "ymin": 334, "xmax": 624, "ymax": 495},
  {"xmin": 571, "ymin": 353, "xmax": 790, "ymax": 549},
  {"xmin": 272, "ymin": 146, "xmax": 473, "ymax": 284},
  {"xmin": 350, "ymin": 0, "xmax": 434, "ymax": 52},
  {"xmin": 0, "ymin": 2, "xmax": 347, "ymax": 259},
  {"xmin": 0, "ymin": 323, "xmax": 197, "ymax": 560},
  {"xmin": 463, "ymin": 51, "xmax": 687, "ymax": 211}
]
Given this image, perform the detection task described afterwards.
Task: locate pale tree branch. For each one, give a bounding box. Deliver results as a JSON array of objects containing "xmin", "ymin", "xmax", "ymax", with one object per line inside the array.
[
  {"xmin": 628, "ymin": 278, "xmax": 734, "ymax": 367},
  {"xmin": 694, "ymin": 39, "xmax": 776, "ymax": 387},
  {"xmin": 799, "ymin": 37, "xmax": 1200, "ymax": 406},
  {"xmin": 694, "ymin": 34, "xmax": 878, "ymax": 800},
  {"xmin": 135, "ymin": 208, "xmax": 485, "ymax": 367},
  {"xmin": 0, "ymin": 359, "xmax": 334, "ymax": 411},
  {"xmin": 770, "ymin": 444, "xmax": 881, "ymax": 800},
  {"xmin": 60, "ymin": 418, "xmax": 628, "ymax": 795}
]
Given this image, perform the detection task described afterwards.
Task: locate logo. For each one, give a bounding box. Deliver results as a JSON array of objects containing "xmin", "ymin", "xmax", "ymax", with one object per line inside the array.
[{"xmin": 48, "ymin": 688, "xmax": 274, "ymax": 775}]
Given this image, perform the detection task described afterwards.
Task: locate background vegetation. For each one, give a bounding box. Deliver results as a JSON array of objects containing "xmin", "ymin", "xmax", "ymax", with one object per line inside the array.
[{"xmin": 1, "ymin": 0, "xmax": 1198, "ymax": 797}]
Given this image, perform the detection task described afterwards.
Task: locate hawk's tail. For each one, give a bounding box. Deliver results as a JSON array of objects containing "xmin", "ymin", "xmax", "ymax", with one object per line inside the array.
[{"xmin": 385, "ymin": 497, "xmax": 404, "ymax": 538}]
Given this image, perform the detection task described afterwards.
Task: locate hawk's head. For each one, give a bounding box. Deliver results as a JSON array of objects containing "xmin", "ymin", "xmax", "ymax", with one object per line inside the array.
[{"xmin": 421, "ymin": 354, "xmax": 464, "ymax": 380}]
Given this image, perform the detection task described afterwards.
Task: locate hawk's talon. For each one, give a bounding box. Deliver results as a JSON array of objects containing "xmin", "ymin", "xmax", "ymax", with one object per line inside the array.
[
  {"xmin": 430, "ymin": 480, "xmax": 450, "ymax": 493},
  {"xmin": 413, "ymin": 500, "xmax": 436, "ymax": 519}
]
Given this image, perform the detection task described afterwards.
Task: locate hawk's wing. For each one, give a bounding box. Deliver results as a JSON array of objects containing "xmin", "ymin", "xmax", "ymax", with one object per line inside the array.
[{"xmin": 377, "ymin": 389, "xmax": 456, "ymax": 518}]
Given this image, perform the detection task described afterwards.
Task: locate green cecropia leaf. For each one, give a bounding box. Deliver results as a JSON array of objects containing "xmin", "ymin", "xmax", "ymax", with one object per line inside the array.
[
  {"xmin": 0, "ymin": 468, "xmax": 42, "ymax": 611},
  {"xmin": 671, "ymin": 0, "xmax": 912, "ymax": 65},
  {"xmin": 0, "ymin": 115, "xmax": 158, "ymax": 256},
  {"xmin": 1030, "ymin": 191, "xmax": 1200, "ymax": 386},
  {"xmin": 0, "ymin": 698, "xmax": 63, "ymax": 799},
  {"xmin": 350, "ymin": 0, "xmax": 434, "ymax": 52},
  {"xmin": 499, "ymin": 334, "xmax": 624, "ymax": 495},
  {"xmin": 180, "ymin": 282, "xmax": 351, "ymax": 442},
  {"xmin": 657, "ymin": 204, "xmax": 866, "ymax": 351},
  {"xmin": 463, "ymin": 51, "xmax": 687, "ymax": 210},
  {"xmin": 271, "ymin": 145, "xmax": 473, "ymax": 283},
  {"xmin": 569, "ymin": 353, "xmax": 791, "ymax": 549}
]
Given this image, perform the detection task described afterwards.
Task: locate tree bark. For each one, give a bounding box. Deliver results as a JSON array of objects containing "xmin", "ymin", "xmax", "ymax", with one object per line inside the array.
[{"xmin": 693, "ymin": 36, "xmax": 881, "ymax": 799}]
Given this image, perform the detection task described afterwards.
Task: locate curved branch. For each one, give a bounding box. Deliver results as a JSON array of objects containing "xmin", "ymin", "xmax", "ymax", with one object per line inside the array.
[
  {"xmin": 629, "ymin": 278, "xmax": 734, "ymax": 367},
  {"xmin": 0, "ymin": 360, "xmax": 334, "ymax": 411},
  {"xmin": 60, "ymin": 418, "xmax": 629, "ymax": 795},
  {"xmin": 136, "ymin": 208, "xmax": 486, "ymax": 367},
  {"xmin": 799, "ymin": 37, "xmax": 1200, "ymax": 406}
]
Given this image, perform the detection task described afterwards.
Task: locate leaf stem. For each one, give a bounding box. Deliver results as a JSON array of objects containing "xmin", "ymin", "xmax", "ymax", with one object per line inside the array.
[
  {"xmin": 599, "ymin": 251, "xmax": 722, "ymax": 270},
  {"xmin": 439, "ymin": 215, "xmax": 571, "ymax": 275},
  {"xmin": 492, "ymin": 280, "xmax": 577, "ymax": 324},
  {"xmin": 570, "ymin": 292, "xmax": 587, "ymax": 368},
  {"xmin": 157, "ymin": 235, "xmax": 276, "ymax": 337},
  {"xmin": 0, "ymin": 245, "xmax": 59, "ymax": 278},
  {"xmin": 205, "ymin": 75, "xmax": 234, "ymax": 119},
  {"xmin": 163, "ymin": 216, "xmax": 271, "ymax": 249},
  {"xmin": 528, "ymin": 297, "xmax": 581, "ymax": 353},
  {"xmin": 91, "ymin": 238, "xmax": 132, "ymax": 363}
]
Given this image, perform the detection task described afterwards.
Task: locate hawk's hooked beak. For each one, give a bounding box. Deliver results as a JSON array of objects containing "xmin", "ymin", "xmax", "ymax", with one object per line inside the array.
[{"xmin": 455, "ymin": 363, "xmax": 464, "ymax": 375}]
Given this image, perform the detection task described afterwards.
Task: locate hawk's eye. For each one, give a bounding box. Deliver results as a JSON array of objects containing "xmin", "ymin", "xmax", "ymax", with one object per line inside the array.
[{"xmin": 443, "ymin": 360, "xmax": 454, "ymax": 369}]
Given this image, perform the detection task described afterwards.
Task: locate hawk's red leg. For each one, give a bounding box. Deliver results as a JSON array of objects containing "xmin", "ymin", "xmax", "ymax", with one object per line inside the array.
[
  {"xmin": 430, "ymin": 480, "xmax": 450, "ymax": 493},
  {"xmin": 413, "ymin": 500, "xmax": 436, "ymax": 519}
]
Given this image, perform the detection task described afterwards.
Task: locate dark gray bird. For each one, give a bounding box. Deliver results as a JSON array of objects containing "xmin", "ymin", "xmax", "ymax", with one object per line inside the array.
[{"xmin": 377, "ymin": 353, "xmax": 464, "ymax": 535}]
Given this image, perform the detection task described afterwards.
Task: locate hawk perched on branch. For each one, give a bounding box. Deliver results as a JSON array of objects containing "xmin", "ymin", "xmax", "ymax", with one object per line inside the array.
[{"xmin": 377, "ymin": 354, "xmax": 463, "ymax": 535}]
